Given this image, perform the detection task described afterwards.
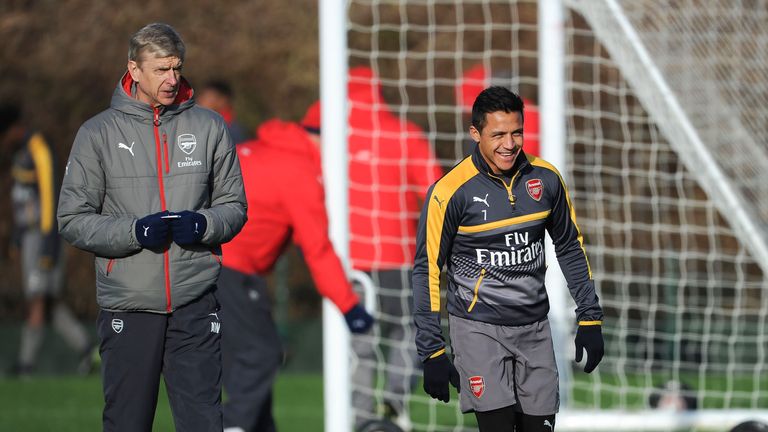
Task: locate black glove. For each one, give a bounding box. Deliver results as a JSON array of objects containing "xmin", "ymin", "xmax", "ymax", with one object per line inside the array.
[
  {"xmin": 575, "ymin": 323, "xmax": 604, "ymax": 373},
  {"xmin": 423, "ymin": 351, "xmax": 460, "ymax": 403},
  {"xmin": 169, "ymin": 211, "xmax": 207, "ymax": 245},
  {"xmin": 135, "ymin": 211, "xmax": 170, "ymax": 248},
  {"xmin": 343, "ymin": 304, "xmax": 374, "ymax": 333}
]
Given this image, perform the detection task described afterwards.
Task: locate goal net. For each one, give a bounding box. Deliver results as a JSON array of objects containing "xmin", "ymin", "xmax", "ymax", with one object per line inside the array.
[
  {"xmin": 558, "ymin": 1, "xmax": 768, "ymax": 429},
  {"xmin": 333, "ymin": 0, "xmax": 768, "ymax": 430}
]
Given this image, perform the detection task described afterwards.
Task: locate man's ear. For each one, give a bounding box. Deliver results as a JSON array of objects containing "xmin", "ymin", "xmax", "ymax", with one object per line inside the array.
[
  {"xmin": 469, "ymin": 125, "xmax": 481, "ymax": 143},
  {"xmin": 127, "ymin": 60, "xmax": 140, "ymax": 82}
]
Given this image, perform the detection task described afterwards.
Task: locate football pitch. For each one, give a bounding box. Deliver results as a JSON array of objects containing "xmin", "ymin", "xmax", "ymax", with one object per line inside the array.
[
  {"xmin": 0, "ymin": 372, "xmax": 477, "ymax": 431},
  {"xmin": 0, "ymin": 373, "xmax": 325, "ymax": 431},
  {"xmin": 2, "ymin": 371, "xmax": 765, "ymax": 431}
]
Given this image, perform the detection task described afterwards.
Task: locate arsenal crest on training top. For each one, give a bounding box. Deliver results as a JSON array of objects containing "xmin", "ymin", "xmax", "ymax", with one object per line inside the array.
[{"xmin": 526, "ymin": 178, "xmax": 543, "ymax": 201}]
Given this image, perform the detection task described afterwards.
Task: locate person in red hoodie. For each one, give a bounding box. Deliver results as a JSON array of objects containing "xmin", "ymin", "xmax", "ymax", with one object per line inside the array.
[
  {"xmin": 457, "ymin": 64, "xmax": 540, "ymax": 157},
  {"xmin": 219, "ymin": 119, "xmax": 374, "ymax": 432},
  {"xmin": 304, "ymin": 66, "xmax": 444, "ymax": 429}
]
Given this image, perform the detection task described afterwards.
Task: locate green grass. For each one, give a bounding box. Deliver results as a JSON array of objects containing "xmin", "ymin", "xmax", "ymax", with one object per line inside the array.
[
  {"xmin": 0, "ymin": 373, "xmax": 478, "ymax": 431},
  {"xmin": 570, "ymin": 370, "xmax": 768, "ymax": 410},
  {"xmin": 0, "ymin": 373, "xmax": 324, "ymax": 432},
  {"xmin": 2, "ymin": 370, "xmax": 765, "ymax": 431}
]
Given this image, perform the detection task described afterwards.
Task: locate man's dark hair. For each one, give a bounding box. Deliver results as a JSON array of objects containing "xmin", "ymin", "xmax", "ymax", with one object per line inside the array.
[
  {"xmin": 471, "ymin": 86, "xmax": 524, "ymax": 132},
  {"xmin": 203, "ymin": 80, "xmax": 234, "ymax": 99},
  {"xmin": 0, "ymin": 102, "xmax": 21, "ymax": 136}
]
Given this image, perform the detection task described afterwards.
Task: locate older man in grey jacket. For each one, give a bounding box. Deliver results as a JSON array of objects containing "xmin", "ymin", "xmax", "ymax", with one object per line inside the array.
[{"xmin": 57, "ymin": 23, "xmax": 247, "ymax": 431}]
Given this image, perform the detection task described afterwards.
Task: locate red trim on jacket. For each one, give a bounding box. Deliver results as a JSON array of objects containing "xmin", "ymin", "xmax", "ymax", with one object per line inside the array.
[
  {"xmin": 120, "ymin": 71, "xmax": 195, "ymax": 311},
  {"xmin": 120, "ymin": 72, "xmax": 193, "ymax": 106},
  {"xmin": 152, "ymin": 107, "xmax": 172, "ymax": 312}
]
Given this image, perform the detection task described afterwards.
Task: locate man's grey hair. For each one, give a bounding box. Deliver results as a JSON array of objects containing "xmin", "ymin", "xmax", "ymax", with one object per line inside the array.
[{"xmin": 128, "ymin": 23, "xmax": 185, "ymax": 63}]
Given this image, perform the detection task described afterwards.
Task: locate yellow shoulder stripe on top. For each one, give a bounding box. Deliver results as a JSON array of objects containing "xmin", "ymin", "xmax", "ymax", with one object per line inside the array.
[
  {"xmin": 528, "ymin": 155, "xmax": 592, "ymax": 278},
  {"xmin": 458, "ymin": 210, "xmax": 551, "ymax": 234},
  {"xmin": 426, "ymin": 156, "xmax": 478, "ymax": 312},
  {"xmin": 27, "ymin": 133, "xmax": 55, "ymax": 234}
]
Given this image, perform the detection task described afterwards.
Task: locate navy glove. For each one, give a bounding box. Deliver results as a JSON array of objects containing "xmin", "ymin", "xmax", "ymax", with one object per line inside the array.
[
  {"xmin": 135, "ymin": 211, "xmax": 170, "ymax": 249},
  {"xmin": 423, "ymin": 351, "xmax": 461, "ymax": 403},
  {"xmin": 344, "ymin": 304, "xmax": 374, "ymax": 333},
  {"xmin": 575, "ymin": 323, "xmax": 604, "ymax": 373},
  {"xmin": 169, "ymin": 211, "xmax": 207, "ymax": 245}
]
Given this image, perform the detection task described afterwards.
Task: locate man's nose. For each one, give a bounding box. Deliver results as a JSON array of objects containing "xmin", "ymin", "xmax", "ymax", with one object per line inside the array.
[
  {"xmin": 165, "ymin": 70, "xmax": 179, "ymax": 86},
  {"xmin": 502, "ymin": 133, "xmax": 515, "ymax": 148}
]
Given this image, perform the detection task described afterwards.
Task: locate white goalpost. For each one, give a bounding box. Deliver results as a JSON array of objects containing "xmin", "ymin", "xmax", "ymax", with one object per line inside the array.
[
  {"xmin": 321, "ymin": 0, "xmax": 768, "ymax": 431},
  {"xmin": 320, "ymin": 1, "xmax": 351, "ymax": 431}
]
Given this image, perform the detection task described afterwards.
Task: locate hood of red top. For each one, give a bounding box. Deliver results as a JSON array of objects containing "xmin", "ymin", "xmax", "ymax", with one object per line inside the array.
[
  {"xmin": 257, "ymin": 119, "xmax": 319, "ymax": 156},
  {"xmin": 348, "ymin": 66, "xmax": 383, "ymax": 104},
  {"xmin": 457, "ymin": 64, "xmax": 489, "ymax": 111}
]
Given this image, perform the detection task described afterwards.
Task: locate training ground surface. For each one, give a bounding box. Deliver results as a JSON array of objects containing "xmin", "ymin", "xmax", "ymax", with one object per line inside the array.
[{"xmin": 0, "ymin": 373, "xmax": 324, "ymax": 431}]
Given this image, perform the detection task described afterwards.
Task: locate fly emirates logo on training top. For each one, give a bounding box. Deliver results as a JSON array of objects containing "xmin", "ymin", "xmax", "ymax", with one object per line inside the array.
[{"xmin": 475, "ymin": 232, "xmax": 543, "ymax": 267}]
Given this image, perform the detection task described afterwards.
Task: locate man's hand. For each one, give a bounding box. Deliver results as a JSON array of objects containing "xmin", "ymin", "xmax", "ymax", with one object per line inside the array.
[
  {"xmin": 135, "ymin": 212, "xmax": 171, "ymax": 248},
  {"xmin": 169, "ymin": 211, "xmax": 207, "ymax": 245},
  {"xmin": 423, "ymin": 351, "xmax": 460, "ymax": 403},
  {"xmin": 343, "ymin": 304, "xmax": 374, "ymax": 333},
  {"xmin": 575, "ymin": 322, "xmax": 604, "ymax": 373}
]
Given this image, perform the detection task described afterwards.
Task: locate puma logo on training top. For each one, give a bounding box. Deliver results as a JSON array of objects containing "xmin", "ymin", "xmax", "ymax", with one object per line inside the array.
[
  {"xmin": 433, "ymin": 194, "xmax": 445, "ymax": 209},
  {"xmin": 544, "ymin": 419, "xmax": 553, "ymax": 431},
  {"xmin": 473, "ymin": 193, "xmax": 490, "ymax": 207},
  {"xmin": 118, "ymin": 141, "xmax": 135, "ymax": 157},
  {"xmin": 143, "ymin": 226, "xmax": 150, "ymax": 237}
]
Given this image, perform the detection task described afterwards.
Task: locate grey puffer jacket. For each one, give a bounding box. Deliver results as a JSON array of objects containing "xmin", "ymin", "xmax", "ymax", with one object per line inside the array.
[{"xmin": 58, "ymin": 73, "xmax": 247, "ymax": 313}]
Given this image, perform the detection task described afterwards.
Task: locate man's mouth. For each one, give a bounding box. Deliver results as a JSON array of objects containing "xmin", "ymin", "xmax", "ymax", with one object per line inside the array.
[{"xmin": 497, "ymin": 148, "xmax": 519, "ymax": 159}]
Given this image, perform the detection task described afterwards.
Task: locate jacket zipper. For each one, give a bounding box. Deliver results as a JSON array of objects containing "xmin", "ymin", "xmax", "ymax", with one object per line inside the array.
[
  {"xmin": 467, "ymin": 268, "xmax": 486, "ymax": 312},
  {"xmin": 488, "ymin": 171, "xmax": 521, "ymax": 207},
  {"xmin": 162, "ymin": 133, "xmax": 170, "ymax": 174},
  {"xmin": 153, "ymin": 107, "xmax": 172, "ymax": 312}
]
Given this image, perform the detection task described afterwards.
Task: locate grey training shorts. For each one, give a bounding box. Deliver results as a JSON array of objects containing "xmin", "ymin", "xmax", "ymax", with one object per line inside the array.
[{"xmin": 449, "ymin": 314, "xmax": 559, "ymax": 416}]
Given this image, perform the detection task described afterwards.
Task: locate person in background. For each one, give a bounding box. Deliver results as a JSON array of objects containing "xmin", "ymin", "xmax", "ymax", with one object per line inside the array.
[
  {"xmin": 457, "ymin": 64, "xmax": 540, "ymax": 157},
  {"xmin": 303, "ymin": 66, "xmax": 444, "ymax": 430},
  {"xmin": 412, "ymin": 87, "xmax": 604, "ymax": 431},
  {"xmin": 197, "ymin": 79, "xmax": 249, "ymax": 144},
  {"xmin": 1, "ymin": 102, "xmax": 94, "ymax": 376},
  {"xmin": 219, "ymin": 116, "xmax": 374, "ymax": 432},
  {"xmin": 57, "ymin": 23, "xmax": 247, "ymax": 430}
]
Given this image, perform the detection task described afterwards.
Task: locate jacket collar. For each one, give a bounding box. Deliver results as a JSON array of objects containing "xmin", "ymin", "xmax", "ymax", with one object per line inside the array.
[
  {"xmin": 110, "ymin": 72, "xmax": 195, "ymax": 122},
  {"xmin": 470, "ymin": 143, "xmax": 531, "ymax": 178}
]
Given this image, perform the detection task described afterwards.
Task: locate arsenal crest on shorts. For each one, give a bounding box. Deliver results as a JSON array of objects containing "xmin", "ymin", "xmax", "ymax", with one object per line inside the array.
[
  {"xmin": 526, "ymin": 179, "xmax": 543, "ymax": 201},
  {"xmin": 111, "ymin": 318, "xmax": 124, "ymax": 333},
  {"xmin": 469, "ymin": 375, "xmax": 485, "ymax": 398}
]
